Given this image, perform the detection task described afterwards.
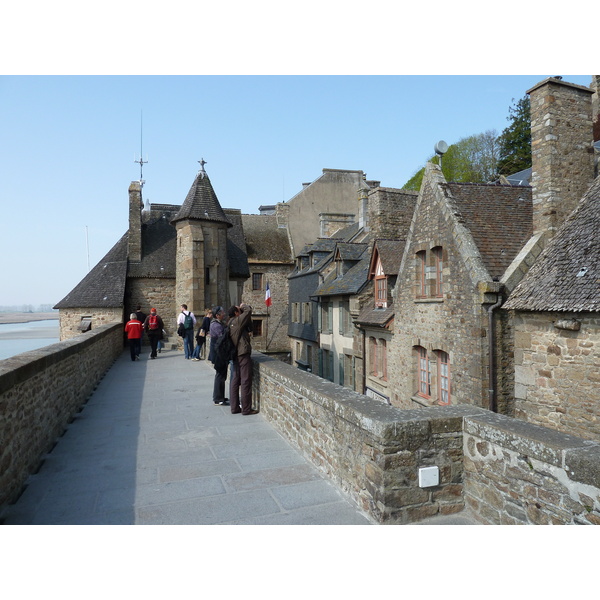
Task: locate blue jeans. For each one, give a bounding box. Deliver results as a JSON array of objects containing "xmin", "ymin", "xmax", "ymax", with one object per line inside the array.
[{"xmin": 183, "ymin": 329, "xmax": 194, "ymax": 358}]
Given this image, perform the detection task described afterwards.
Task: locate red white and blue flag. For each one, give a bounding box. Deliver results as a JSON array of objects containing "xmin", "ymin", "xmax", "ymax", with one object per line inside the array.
[{"xmin": 265, "ymin": 282, "xmax": 272, "ymax": 307}]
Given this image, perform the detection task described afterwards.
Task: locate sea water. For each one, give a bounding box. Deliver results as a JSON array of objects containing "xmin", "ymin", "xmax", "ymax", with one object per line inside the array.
[{"xmin": 0, "ymin": 320, "xmax": 60, "ymax": 361}]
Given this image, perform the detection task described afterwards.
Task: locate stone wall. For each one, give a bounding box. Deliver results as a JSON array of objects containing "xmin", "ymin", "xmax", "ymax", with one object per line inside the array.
[
  {"xmin": 59, "ymin": 307, "xmax": 124, "ymax": 341},
  {"xmin": 252, "ymin": 352, "xmax": 484, "ymax": 523},
  {"xmin": 463, "ymin": 412, "xmax": 600, "ymax": 524},
  {"xmin": 0, "ymin": 323, "xmax": 123, "ymax": 510},
  {"xmin": 512, "ymin": 311, "xmax": 600, "ymax": 441},
  {"xmin": 125, "ymin": 277, "xmax": 177, "ymax": 338},
  {"xmin": 242, "ymin": 263, "xmax": 293, "ymax": 354},
  {"xmin": 253, "ymin": 352, "xmax": 599, "ymax": 524}
]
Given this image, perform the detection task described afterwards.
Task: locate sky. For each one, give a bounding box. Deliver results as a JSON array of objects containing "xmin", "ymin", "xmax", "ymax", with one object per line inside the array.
[
  {"xmin": 0, "ymin": 4, "xmax": 595, "ymax": 309},
  {"xmin": 2, "ymin": 73, "xmax": 593, "ymax": 308}
]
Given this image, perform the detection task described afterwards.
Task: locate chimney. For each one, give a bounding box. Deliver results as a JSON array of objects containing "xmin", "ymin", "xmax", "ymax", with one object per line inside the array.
[
  {"xmin": 128, "ymin": 181, "xmax": 143, "ymax": 263},
  {"xmin": 527, "ymin": 77, "xmax": 595, "ymax": 239}
]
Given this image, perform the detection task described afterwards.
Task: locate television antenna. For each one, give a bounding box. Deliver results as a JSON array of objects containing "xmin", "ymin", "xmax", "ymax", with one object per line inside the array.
[{"xmin": 134, "ymin": 110, "xmax": 148, "ymax": 187}]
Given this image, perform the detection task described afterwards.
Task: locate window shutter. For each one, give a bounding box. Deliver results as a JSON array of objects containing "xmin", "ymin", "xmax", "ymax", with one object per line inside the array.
[
  {"xmin": 339, "ymin": 354, "xmax": 344, "ymax": 386},
  {"xmin": 318, "ymin": 348, "xmax": 323, "ymax": 377}
]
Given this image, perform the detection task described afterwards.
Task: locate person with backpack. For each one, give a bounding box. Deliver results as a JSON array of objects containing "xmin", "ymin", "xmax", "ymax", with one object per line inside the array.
[
  {"xmin": 208, "ymin": 306, "xmax": 230, "ymax": 406},
  {"xmin": 228, "ymin": 303, "xmax": 258, "ymax": 415},
  {"xmin": 143, "ymin": 308, "xmax": 164, "ymax": 359},
  {"xmin": 176, "ymin": 304, "xmax": 196, "ymax": 359},
  {"xmin": 124, "ymin": 313, "xmax": 144, "ymax": 361}
]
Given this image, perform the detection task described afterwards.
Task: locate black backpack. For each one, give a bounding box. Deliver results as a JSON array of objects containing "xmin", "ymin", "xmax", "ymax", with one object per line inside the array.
[
  {"xmin": 213, "ymin": 326, "xmax": 237, "ymax": 374},
  {"xmin": 183, "ymin": 312, "xmax": 194, "ymax": 329}
]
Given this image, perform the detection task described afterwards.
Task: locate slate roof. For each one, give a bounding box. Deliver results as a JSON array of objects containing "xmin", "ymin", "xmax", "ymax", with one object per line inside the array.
[
  {"xmin": 504, "ymin": 176, "xmax": 600, "ymax": 312},
  {"xmin": 224, "ymin": 210, "xmax": 250, "ymax": 278},
  {"xmin": 355, "ymin": 303, "xmax": 394, "ymax": 328},
  {"xmin": 335, "ymin": 242, "xmax": 368, "ymax": 261},
  {"xmin": 171, "ymin": 171, "xmax": 232, "ymax": 227},
  {"xmin": 313, "ymin": 250, "xmax": 370, "ymax": 297},
  {"xmin": 241, "ymin": 214, "xmax": 293, "ymax": 263},
  {"xmin": 443, "ymin": 182, "xmax": 533, "ymax": 281},
  {"xmin": 54, "ymin": 233, "xmax": 128, "ymax": 309},
  {"xmin": 372, "ymin": 239, "xmax": 404, "ymax": 276},
  {"xmin": 128, "ymin": 208, "xmax": 178, "ymax": 278}
]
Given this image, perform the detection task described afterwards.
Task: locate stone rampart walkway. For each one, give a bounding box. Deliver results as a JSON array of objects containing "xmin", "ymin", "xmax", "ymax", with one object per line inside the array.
[{"xmin": 1, "ymin": 348, "xmax": 372, "ymax": 525}]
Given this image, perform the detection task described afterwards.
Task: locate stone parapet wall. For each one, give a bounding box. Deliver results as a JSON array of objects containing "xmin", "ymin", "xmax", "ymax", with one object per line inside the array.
[
  {"xmin": 0, "ymin": 323, "xmax": 123, "ymax": 510},
  {"xmin": 252, "ymin": 352, "xmax": 485, "ymax": 523},
  {"xmin": 463, "ymin": 412, "xmax": 600, "ymax": 524}
]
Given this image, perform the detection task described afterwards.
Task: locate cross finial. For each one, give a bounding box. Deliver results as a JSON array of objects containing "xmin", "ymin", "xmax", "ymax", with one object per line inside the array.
[{"xmin": 199, "ymin": 158, "xmax": 207, "ymax": 178}]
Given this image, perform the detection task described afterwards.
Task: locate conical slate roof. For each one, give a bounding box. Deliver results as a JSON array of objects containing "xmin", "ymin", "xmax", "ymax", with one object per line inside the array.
[{"xmin": 171, "ymin": 169, "xmax": 232, "ymax": 227}]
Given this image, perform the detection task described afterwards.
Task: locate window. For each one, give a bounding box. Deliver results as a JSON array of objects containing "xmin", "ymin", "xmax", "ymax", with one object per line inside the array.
[
  {"xmin": 415, "ymin": 346, "xmax": 450, "ymax": 404},
  {"xmin": 339, "ymin": 300, "xmax": 352, "ymax": 335},
  {"xmin": 379, "ymin": 339, "xmax": 387, "ymax": 381},
  {"xmin": 303, "ymin": 302, "xmax": 312, "ymax": 324},
  {"xmin": 433, "ymin": 246, "xmax": 443, "ymax": 297},
  {"xmin": 374, "ymin": 257, "xmax": 387, "ymax": 308},
  {"xmin": 344, "ymin": 353, "xmax": 354, "ymax": 389},
  {"xmin": 292, "ymin": 303, "xmax": 299, "ymax": 323},
  {"xmin": 322, "ymin": 349, "xmax": 334, "ymax": 381},
  {"xmin": 252, "ymin": 319, "xmax": 263, "ymax": 337},
  {"xmin": 416, "ymin": 251, "xmax": 427, "ymax": 298},
  {"xmin": 418, "ymin": 346, "xmax": 430, "ymax": 398},
  {"xmin": 252, "ymin": 273, "xmax": 263, "ymax": 291},
  {"xmin": 415, "ymin": 246, "xmax": 444, "ymax": 299},
  {"xmin": 321, "ymin": 301, "xmax": 332, "ymax": 333},
  {"xmin": 369, "ymin": 337, "xmax": 378, "ymax": 376},
  {"xmin": 78, "ymin": 316, "xmax": 92, "ymax": 332},
  {"xmin": 438, "ymin": 351, "xmax": 450, "ymax": 405}
]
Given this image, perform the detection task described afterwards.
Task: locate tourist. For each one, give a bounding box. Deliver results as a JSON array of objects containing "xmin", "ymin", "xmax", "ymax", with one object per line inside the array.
[
  {"xmin": 176, "ymin": 304, "xmax": 196, "ymax": 359},
  {"xmin": 143, "ymin": 308, "xmax": 164, "ymax": 359},
  {"xmin": 134, "ymin": 305, "xmax": 147, "ymax": 324},
  {"xmin": 228, "ymin": 303, "xmax": 258, "ymax": 415},
  {"xmin": 124, "ymin": 313, "xmax": 143, "ymax": 361},
  {"xmin": 208, "ymin": 306, "xmax": 229, "ymax": 406},
  {"xmin": 192, "ymin": 308, "xmax": 212, "ymax": 361}
]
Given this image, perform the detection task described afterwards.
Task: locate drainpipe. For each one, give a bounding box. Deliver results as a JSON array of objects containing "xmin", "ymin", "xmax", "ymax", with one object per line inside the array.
[
  {"xmin": 488, "ymin": 295, "xmax": 503, "ymax": 412},
  {"xmin": 362, "ymin": 328, "xmax": 366, "ymax": 395}
]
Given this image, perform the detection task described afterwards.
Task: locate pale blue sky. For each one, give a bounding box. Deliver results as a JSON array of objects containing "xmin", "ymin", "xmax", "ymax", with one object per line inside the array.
[
  {"xmin": 0, "ymin": 74, "xmax": 593, "ymax": 307},
  {"xmin": 0, "ymin": 4, "xmax": 594, "ymax": 308}
]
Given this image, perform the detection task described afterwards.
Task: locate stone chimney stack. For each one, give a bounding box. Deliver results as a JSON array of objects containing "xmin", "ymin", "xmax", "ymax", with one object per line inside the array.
[
  {"xmin": 527, "ymin": 77, "xmax": 595, "ymax": 239},
  {"xmin": 128, "ymin": 181, "xmax": 143, "ymax": 263}
]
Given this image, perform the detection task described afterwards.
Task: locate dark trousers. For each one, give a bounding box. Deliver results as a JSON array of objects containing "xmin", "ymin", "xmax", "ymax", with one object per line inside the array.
[
  {"xmin": 128, "ymin": 338, "xmax": 141, "ymax": 361},
  {"xmin": 230, "ymin": 354, "xmax": 253, "ymax": 413},
  {"xmin": 148, "ymin": 333, "xmax": 160, "ymax": 358},
  {"xmin": 213, "ymin": 369, "xmax": 227, "ymax": 403}
]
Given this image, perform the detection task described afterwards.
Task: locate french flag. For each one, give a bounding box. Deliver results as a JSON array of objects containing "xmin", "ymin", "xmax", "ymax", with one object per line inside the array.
[{"xmin": 265, "ymin": 282, "xmax": 272, "ymax": 307}]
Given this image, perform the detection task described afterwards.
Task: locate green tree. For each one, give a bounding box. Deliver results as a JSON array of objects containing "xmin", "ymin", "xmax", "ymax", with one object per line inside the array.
[
  {"xmin": 402, "ymin": 130, "xmax": 500, "ymax": 190},
  {"xmin": 496, "ymin": 95, "xmax": 531, "ymax": 175}
]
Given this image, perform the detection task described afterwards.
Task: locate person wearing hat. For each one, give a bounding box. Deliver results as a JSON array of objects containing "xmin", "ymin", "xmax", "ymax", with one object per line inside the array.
[{"xmin": 143, "ymin": 308, "xmax": 164, "ymax": 359}]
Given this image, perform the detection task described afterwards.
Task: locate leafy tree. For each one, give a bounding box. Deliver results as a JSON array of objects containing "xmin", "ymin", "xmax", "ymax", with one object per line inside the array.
[
  {"xmin": 496, "ymin": 96, "xmax": 531, "ymax": 175},
  {"xmin": 402, "ymin": 130, "xmax": 500, "ymax": 190}
]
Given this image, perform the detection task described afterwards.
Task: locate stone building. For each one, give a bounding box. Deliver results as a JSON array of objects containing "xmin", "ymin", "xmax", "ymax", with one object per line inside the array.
[
  {"xmin": 55, "ymin": 164, "xmax": 249, "ymax": 341},
  {"xmin": 354, "ymin": 238, "xmax": 405, "ymax": 404},
  {"xmin": 387, "ymin": 164, "xmax": 533, "ymax": 411},
  {"xmin": 240, "ymin": 214, "xmax": 294, "ymax": 354}
]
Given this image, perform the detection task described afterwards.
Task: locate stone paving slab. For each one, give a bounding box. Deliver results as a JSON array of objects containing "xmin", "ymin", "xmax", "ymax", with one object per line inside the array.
[{"xmin": 1, "ymin": 348, "xmax": 373, "ymax": 526}]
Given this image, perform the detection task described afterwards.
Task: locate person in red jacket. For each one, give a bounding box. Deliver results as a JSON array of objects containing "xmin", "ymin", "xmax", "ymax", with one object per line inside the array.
[{"xmin": 124, "ymin": 313, "xmax": 143, "ymax": 361}]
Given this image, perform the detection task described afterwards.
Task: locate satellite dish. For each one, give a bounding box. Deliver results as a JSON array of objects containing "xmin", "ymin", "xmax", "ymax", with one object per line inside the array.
[{"xmin": 434, "ymin": 140, "xmax": 448, "ymax": 155}]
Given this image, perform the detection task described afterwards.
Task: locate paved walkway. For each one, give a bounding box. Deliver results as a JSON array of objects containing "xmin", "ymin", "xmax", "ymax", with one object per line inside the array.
[{"xmin": 1, "ymin": 348, "xmax": 373, "ymax": 525}]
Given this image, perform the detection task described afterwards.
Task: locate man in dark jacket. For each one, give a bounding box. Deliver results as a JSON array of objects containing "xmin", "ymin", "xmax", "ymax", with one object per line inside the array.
[
  {"xmin": 209, "ymin": 306, "xmax": 229, "ymax": 406},
  {"xmin": 228, "ymin": 303, "xmax": 258, "ymax": 415},
  {"xmin": 143, "ymin": 308, "xmax": 164, "ymax": 359}
]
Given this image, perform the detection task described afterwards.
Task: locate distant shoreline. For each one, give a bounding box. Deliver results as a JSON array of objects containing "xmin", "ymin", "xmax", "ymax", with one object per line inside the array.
[{"xmin": 0, "ymin": 312, "xmax": 59, "ymax": 325}]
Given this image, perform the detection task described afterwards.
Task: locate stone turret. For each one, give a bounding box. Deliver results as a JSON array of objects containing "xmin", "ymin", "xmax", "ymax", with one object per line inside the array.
[
  {"xmin": 171, "ymin": 163, "xmax": 232, "ymax": 312},
  {"xmin": 527, "ymin": 77, "xmax": 595, "ymax": 239}
]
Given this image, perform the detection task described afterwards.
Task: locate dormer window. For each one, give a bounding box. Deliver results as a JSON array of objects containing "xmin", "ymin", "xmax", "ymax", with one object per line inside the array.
[{"xmin": 374, "ymin": 257, "xmax": 387, "ymax": 308}]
